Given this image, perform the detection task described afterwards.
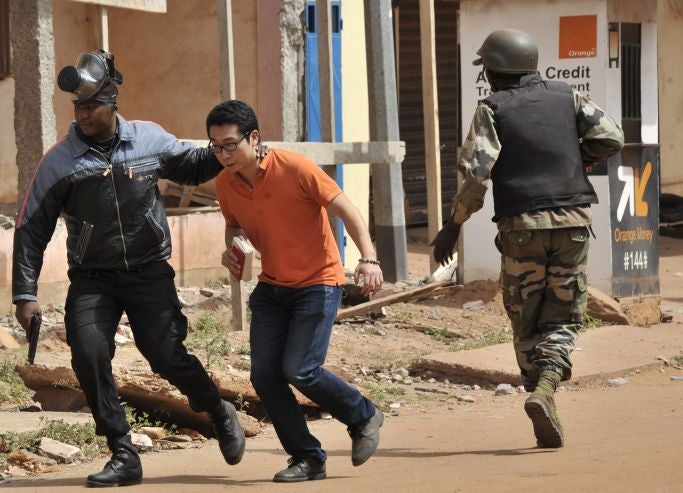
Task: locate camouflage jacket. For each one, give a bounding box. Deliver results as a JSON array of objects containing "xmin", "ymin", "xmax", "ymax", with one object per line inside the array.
[{"xmin": 450, "ymin": 88, "xmax": 624, "ymax": 231}]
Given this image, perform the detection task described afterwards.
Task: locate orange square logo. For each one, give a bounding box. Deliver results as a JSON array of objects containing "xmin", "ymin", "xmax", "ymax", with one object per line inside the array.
[{"xmin": 559, "ymin": 15, "xmax": 597, "ymax": 59}]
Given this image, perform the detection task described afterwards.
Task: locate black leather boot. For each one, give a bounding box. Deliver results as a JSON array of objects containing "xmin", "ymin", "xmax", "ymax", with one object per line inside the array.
[
  {"xmin": 209, "ymin": 400, "xmax": 246, "ymax": 465},
  {"xmin": 86, "ymin": 434, "xmax": 143, "ymax": 487}
]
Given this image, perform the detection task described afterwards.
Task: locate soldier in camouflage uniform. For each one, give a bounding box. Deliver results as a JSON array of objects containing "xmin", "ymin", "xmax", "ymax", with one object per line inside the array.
[{"xmin": 431, "ymin": 29, "xmax": 624, "ymax": 448}]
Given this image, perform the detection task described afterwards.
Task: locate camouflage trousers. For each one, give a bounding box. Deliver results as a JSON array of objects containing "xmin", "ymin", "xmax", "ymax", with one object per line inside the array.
[{"xmin": 497, "ymin": 227, "xmax": 590, "ymax": 390}]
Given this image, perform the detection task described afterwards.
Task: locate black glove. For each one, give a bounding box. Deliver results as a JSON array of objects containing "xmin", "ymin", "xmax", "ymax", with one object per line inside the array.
[{"xmin": 430, "ymin": 222, "xmax": 461, "ymax": 266}]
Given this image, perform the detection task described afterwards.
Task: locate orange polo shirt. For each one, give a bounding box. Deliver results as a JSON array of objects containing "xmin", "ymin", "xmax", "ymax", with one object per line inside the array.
[{"xmin": 215, "ymin": 148, "xmax": 345, "ymax": 287}]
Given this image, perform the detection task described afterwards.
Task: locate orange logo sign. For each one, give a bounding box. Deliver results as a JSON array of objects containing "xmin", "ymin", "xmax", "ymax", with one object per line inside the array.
[{"xmin": 559, "ymin": 15, "xmax": 597, "ymax": 59}]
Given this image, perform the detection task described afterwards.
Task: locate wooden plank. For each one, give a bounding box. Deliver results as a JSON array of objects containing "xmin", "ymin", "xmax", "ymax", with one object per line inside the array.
[
  {"xmin": 181, "ymin": 140, "xmax": 406, "ymax": 165},
  {"xmin": 66, "ymin": 0, "xmax": 166, "ymax": 13},
  {"xmin": 419, "ymin": 0, "xmax": 442, "ymax": 273},
  {"xmin": 217, "ymin": 0, "xmax": 236, "ymax": 100},
  {"xmin": 335, "ymin": 281, "xmax": 459, "ymax": 321}
]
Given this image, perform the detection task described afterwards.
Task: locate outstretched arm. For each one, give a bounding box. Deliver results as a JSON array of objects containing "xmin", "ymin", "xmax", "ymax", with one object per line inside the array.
[
  {"xmin": 327, "ymin": 193, "xmax": 383, "ymax": 295},
  {"xmin": 432, "ymin": 105, "xmax": 500, "ymax": 265}
]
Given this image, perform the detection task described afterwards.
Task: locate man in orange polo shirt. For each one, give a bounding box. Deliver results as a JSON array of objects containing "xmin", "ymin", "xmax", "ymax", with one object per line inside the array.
[{"xmin": 206, "ymin": 100, "xmax": 384, "ymax": 482}]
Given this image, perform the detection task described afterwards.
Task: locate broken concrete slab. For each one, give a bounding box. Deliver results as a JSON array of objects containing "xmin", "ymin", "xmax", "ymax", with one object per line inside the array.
[
  {"xmin": 38, "ymin": 437, "xmax": 82, "ymax": 464},
  {"xmin": 412, "ymin": 323, "xmax": 683, "ymax": 387},
  {"xmin": 587, "ymin": 286, "xmax": 630, "ymax": 325},
  {"xmin": 0, "ymin": 326, "xmax": 21, "ymax": 349},
  {"xmin": 14, "ymin": 364, "xmax": 320, "ymax": 437}
]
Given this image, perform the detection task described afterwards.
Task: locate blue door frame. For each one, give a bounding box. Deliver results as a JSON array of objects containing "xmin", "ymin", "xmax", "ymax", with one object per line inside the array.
[{"xmin": 305, "ymin": 1, "xmax": 344, "ymax": 262}]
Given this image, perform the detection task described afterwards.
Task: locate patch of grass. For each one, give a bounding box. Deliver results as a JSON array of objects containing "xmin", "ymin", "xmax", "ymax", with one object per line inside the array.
[
  {"xmin": 186, "ymin": 311, "xmax": 232, "ymax": 369},
  {"xmin": 582, "ymin": 312, "xmax": 607, "ymax": 330},
  {"xmin": 122, "ymin": 402, "xmax": 177, "ymax": 436},
  {"xmin": 426, "ymin": 327, "xmax": 458, "ymax": 344},
  {"xmin": 0, "ymin": 418, "xmax": 107, "ymax": 459},
  {"xmin": 460, "ymin": 328, "xmax": 511, "ymax": 351},
  {"xmin": 0, "ymin": 356, "xmax": 33, "ymax": 405},
  {"xmin": 205, "ymin": 276, "xmax": 230, "ymax": 290},
  {"xmin": 236, "ymin": 345, "xmax": 251, "ymax": 356},
  {"xmin": 360, "ymin": 382, "xmax": 405, "ymax": 411},
  {"xmin": 671, "ymin": 355, "xmax": 683, "ymax": 366}
]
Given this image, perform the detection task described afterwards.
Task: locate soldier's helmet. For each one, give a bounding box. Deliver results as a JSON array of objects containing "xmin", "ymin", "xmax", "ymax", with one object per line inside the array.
[{"xmin": 473, "ymin": 28, "xmax": 538, "ymax": 74}]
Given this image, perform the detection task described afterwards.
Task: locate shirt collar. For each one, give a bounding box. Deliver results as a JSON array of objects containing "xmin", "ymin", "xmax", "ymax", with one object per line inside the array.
[{"xmin": 68, "ymin": 114, "xmax": 135, "ymax": 158}]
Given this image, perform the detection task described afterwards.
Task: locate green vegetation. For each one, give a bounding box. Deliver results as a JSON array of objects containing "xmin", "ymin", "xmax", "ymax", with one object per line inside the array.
[
  {"xmin": 122, "ymin": 402, "xmax": 177, "ymax": 435},
  {"xmin": 205, "ymin": 276, "xmax": 230, "ymax": 290},
  {"xmin": 186, "ymin": 311, "xmax": 232, "ymax": 369},
  {"xmin": 582, "ymin": 312, "xmax": 607, "ymax": 330},
  {"xmin": 460, "ymin": 328, "xmax": 511, "ymax": 351},
  {"xmin": 426, "ymin": 327, "xmax": 459, "ymax": 344},
  {"xmin": 0, "ymin": 418, "xmax": 106, "ymax": 459},
  {"xmin": 360, "ymin": 381, "xmax": 405, "ymax": 411},
  {"xmin": 0, "ymin": 356, "xmax": 33, "ymax": 405},
  {"xmin": 235, "ymin": 393, "xmax": 250, "ymax": 413},
  {"xmin": 671, "ymin": 355, "xmax": 683, "ymax": 366}
]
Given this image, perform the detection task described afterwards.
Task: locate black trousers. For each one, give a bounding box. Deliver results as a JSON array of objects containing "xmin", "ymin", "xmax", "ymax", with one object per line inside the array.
[{"xmin": 64, "ymin": 261, "xmax": 221, "ymax": 438}]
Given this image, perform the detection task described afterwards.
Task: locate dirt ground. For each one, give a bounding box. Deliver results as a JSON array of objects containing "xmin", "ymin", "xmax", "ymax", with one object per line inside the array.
[
  {"xmin": 4, "ymin": 366, "xmax": 683, "ymax": 493},
  {"xmin": 1, "ymin": 233, "xmax": 683, "ymax": 492}
]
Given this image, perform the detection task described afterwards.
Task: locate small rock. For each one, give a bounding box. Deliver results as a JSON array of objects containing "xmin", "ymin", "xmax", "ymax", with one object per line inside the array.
[
  {"xmin": 396, "ymin": 368, "xmax": 410, "ymax": 378},
  {"xmin": 389, "ymin": 402, "xmax": 401, "ymax": 410},
  {"xmin": 18, "ymin": 401, "xmax": 42, "ymax": 412},
  {"xmin": 7, "ymin": 465, "xmax": 27, "ymax": 477},
  {"xmin": 392, "ymin": 374, "xmax": 404, "ymax": 382},
  {"xmin": 178, "ymin": 428, "xmax": 206, "ymax": 441},
  {"xmin": 0, "ymin": 326, "xmax": 20, "ymax": 350},
  {"xmin": 116, "ymin": 324, "xmax": 134, "ymax": 340},
  {"xmin": 130, "ymin": 433, "xmax": 153, "ymax": 452},
  {"xmin": 38, "ymin": 438, "xmax": 82, "ymax": 464},
  {"xmin": 607, "ymin": 377, "xmax": 629, "ymax": 387},
  {"xmin": 671, "ymin": 376, "xmax": 683, "ymax": 381},
  {"xmin": 473, "ymin": 384, "xmax": 481, "ymax": 391},
  {"xmin": 516, "ymin": 385, "xmax": 527, "ymax": 394},
  {"xmin": 427, "ymin": 378, "xmax": 436, "ymax": 384},
  {"xmin": 138, "ymin": 427, "xmax": 165, "ymax": 440},
  {"xmin": 18, "ymin": 449, "xmax": 57, "ymax": 466},
  {"xmin": 463, "ymin": 300, "xmax": 485, "ymax": 310},
  {"xmin": 374, "ymin": 329, "xmax": 387, "ymax": 336},
  {"xmin": 457, "ymin": 395, "xmax": 476, "ymax": 403},
  {"xmin": 114, "ymin": 333, "xmax": 131, "ymax": 345},
  {"xmin": 403, "ymin": 377, "xmax": 413, "ymax": 385},
  {"xmin": 444, "ymin": 379, "xmax": 450, "ymax": 385},
  {"xmin": 240, "ymin": 355, "xmax": 251, "ymax": 361},
  {"xmin": 163, "ymin": 434, "xmax": 193, "ymax": 443},
  {"xmin": 199, "ymin": 288, "xmax": 219, "ymax": 297},
  {"xmin": 414, "ymin": 376, "xmax": 422, "ymax": 383},
  {"xmin": 495, "ymin": 383, "xmax": 515, "ymax": 395}
]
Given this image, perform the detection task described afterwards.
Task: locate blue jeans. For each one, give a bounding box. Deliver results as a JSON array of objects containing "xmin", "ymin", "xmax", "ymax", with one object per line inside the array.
[{"xmin": 249, "ymin": 282, "xmax": 375, "ymax": 462}]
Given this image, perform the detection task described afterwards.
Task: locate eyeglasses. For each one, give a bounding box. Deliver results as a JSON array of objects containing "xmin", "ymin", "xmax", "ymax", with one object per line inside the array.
[{"xmin": 208, "ymin": 132, "xmax": 250, "ymax": 154}]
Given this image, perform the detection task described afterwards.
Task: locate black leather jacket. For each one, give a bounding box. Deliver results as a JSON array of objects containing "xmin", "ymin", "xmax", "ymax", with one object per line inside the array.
[{"xmin": 13, "ymin": 115, "xmax": 222, "ymax": 302}]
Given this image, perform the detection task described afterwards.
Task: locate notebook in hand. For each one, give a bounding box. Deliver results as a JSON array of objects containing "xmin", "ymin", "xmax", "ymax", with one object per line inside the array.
[{"xmin": 231, "ymin": 235, "xmax": 254, "ymax": 282}]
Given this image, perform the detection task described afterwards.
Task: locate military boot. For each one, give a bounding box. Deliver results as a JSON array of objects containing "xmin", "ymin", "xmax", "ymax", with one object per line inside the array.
[
  {"xmin": 524, "ymin": 369, "xmax": 564, "ymax": 448},
  {"xmin": 209, "ymin": 400, "xmax": 246, "ymax": 465},
  {"xmin": 86, "ymin": 434, "xmax": 142, "ymax": 487}
]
